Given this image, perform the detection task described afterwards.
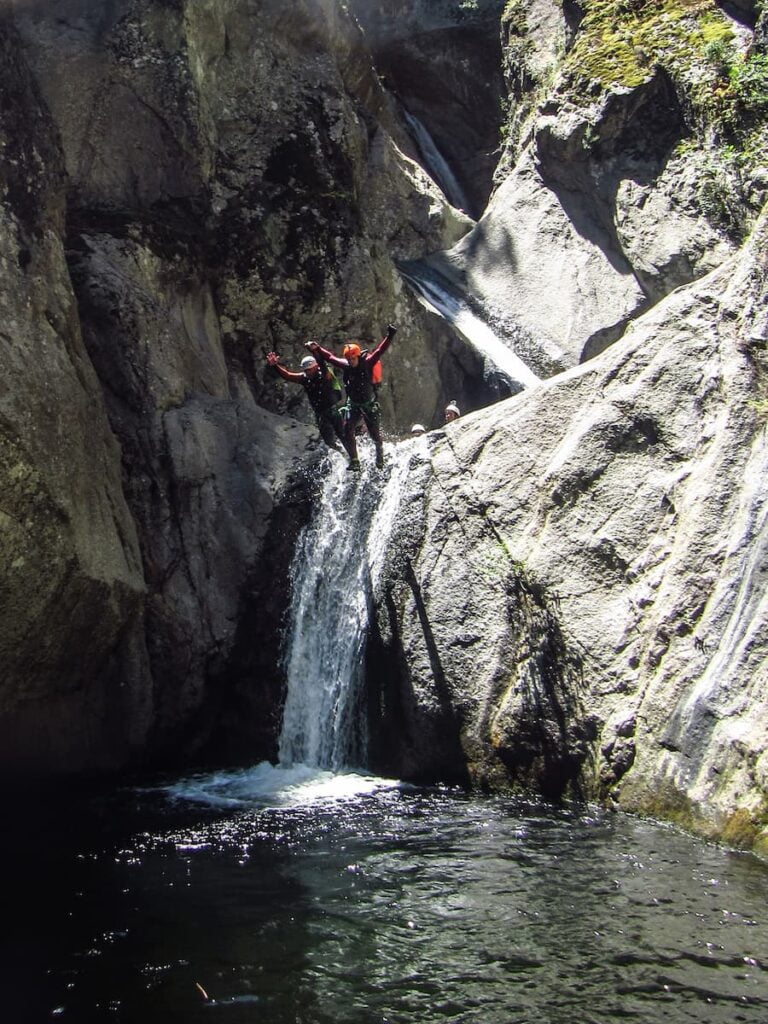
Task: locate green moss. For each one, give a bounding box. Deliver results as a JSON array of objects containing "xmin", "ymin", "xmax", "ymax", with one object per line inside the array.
[
  {"xmin": 564, "ymin": 0, "xmax": 731, "ymax": 92},
  {"xmin": 501, "ymin": 0, "xmax": 526, "ymax": 27},
  {"xmin": 721, "ymin": 808, "xmax": 762, "ymax": 849},
  {"xmin": 550, "ymin": 0, "xmax": 768, "ymax": 220},
  {"xmin": 754, "ymin": 828, "xmax": 768, "ymax": 861},
  {"xmin": 624, "ymin": 777, "xmax": 708, "ymax": 835},
  {"xmin": 623, "ymin": 775, "xmax": 768, "ymax": 854},
  {"xmin": 699, "ymin": 15, "xmax": 734, "ymax": 46}
]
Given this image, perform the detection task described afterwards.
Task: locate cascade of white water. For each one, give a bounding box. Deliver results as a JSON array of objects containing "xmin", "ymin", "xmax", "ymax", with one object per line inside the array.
[
  {"xmin": 277, "ymin": 446, "xmax": 412, "ymax": 771},
  {"xmin": 400, "ymin": 266, "xmax": 541, "ymax": 391},
  {"xmin": 403, "ymin": 110, "xmax": 470, "ymax": 213},
  {"xmin": 163, "ymin": 447, "xmax": 412, "ymax": 809}
]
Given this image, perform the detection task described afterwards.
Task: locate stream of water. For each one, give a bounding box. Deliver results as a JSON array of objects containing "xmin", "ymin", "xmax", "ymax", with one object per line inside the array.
[
  {"xmin": 397, "ymin": 265, "xmax": 541, "ymax": 393},
  {"xmin": 278, "ymin": 450, "xmax": 410, "ymax": 771},
  {"xmin": 403, "ymin": 110, "xmax": 470, "ymax": 214},
  {"xmin": 4, "ymin": 445, "xmax": 768, "ymax": 1023}
]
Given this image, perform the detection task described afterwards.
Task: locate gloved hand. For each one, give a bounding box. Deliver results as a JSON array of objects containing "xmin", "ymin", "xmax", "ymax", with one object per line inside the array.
[
  {"xmin": 386, "ymin": 324, "xmax": 398, "ymax": 337},
  {"xmin": 305, "ymin": 341, "xmax": 320, "ymax": 351}
]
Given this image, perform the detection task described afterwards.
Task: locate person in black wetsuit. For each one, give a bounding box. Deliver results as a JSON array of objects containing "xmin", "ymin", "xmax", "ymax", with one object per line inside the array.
[
  {"xmin": 265, "ymin": 350, "xmax": 350, "ymax": 456},
  {"xmin": 306, "ymin": 324, "xmax": 397, "ymax": 471}
]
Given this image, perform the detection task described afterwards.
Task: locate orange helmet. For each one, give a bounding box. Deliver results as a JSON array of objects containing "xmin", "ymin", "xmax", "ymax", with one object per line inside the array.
[{"xmin": 343, "ymin": 343, "xmax": 361, "ymax": 359}]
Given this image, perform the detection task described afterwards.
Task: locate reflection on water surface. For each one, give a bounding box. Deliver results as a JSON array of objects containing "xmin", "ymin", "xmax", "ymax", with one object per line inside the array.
[{"xmin": 3, "ymin": 766, "xmax": 768, "ymax": 1024}]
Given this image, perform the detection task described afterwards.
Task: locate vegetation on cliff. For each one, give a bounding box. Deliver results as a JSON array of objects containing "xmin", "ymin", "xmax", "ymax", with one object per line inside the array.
[{"xmin": 500, "ymin": 0, "xmax": 768, "ymax": 236}]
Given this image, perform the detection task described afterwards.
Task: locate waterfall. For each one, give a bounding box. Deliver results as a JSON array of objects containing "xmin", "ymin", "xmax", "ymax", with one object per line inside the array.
[
  {"xmin": 278, "ymin": 446, "xmax": 411, "ymax": 771},
  {"xmin": 403, "ymin": 109, "xmax": 470, "ymax": 213},
  {"xmin": 399, "ymin": 263, "xmax": 541, "ymax": 392},
  {"xmin": 165, "ymin": 445, "xmax": 411, "ymax": 807}
]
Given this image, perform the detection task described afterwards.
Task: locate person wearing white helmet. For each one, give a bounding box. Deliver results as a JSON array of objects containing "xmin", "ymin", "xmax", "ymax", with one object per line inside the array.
[
  {"xmin": 265, "ymin": 348, "xmax": 350, "ymax": 456},
  {"xmin": 444, "ymin": 401, "xmax": 460, "ymax": 423},
  {"xmin": 410, "ymin": 423, "xmax": 426, "ymax": 436}
]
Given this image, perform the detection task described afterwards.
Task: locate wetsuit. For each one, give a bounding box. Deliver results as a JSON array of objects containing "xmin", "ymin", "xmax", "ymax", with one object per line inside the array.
[
  {"xmin": 301, "ymin": 356, "xmax": 345, "ymax": 448},
  {"xmin": 271, "ymin": 355, "xmax": 346, "ymax": 452},
  {"xmin": 310, "ymin": 328, "xmax": 396, "ymax": 466}
]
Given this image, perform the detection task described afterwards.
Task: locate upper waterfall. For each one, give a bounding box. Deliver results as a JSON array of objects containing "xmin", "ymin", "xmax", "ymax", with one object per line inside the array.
[
  {"xmin": 403, "ymin": 109, "xmax": 471, "ymax": 214},
  {"xmin": 399, "ymin": 262, "xmax": 541, "ymax": 393}
]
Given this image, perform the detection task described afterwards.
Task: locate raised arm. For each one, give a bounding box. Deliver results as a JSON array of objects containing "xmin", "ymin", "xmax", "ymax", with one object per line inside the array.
[
  {"xmin": 306, "ymin": 341, "xmax": 348, "ymax": 368},
  {"xmin": 266, "ymin": 351, "xmax": 304, "ymax": 382},
  {"xmin": 365, "ymin": 323, "xmax": 397, "ymax": 365}
]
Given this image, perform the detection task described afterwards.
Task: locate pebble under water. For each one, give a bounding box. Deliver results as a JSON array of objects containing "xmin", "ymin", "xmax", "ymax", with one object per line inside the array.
[{"xmin": 3, "ymin": 765, "xmax": 768, "ymax": 1024}]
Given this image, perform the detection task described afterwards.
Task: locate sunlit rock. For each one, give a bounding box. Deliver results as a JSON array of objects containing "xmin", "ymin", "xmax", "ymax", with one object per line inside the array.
[{"xmin": 372, "ymin": 207, "xmax": 768, "ymax": 850}]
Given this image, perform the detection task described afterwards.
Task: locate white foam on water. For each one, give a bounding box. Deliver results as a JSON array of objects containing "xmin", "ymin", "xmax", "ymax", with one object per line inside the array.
[{"xmin": 165, "ymin": 761, "xmax": 401, "ymax": 810}]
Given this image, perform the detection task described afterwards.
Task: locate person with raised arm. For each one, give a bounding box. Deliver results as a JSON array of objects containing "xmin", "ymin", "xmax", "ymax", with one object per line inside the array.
[
  {"xmin": 306, "ymin": 323, "xmax": 397, "ymax": 471},
  {"xmin": 265, "ymin": 349, "xmax": 350, "ymax": 458}
]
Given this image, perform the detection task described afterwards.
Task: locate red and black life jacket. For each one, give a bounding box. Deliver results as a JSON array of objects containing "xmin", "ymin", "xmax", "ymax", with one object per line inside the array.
[{"xmin": 343, "ymin": 350, "xmax": 383, "ymax": 405}]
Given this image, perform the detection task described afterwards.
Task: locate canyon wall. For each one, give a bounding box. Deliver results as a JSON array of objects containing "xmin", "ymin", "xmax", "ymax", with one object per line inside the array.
[
  {"xmin": 0, "ymin": 0, "xmax": 486, "ymax": 776},
  {"xmin": 1, "ymin": 0, "xmax": 767, "ymax": 855},
  {"xmin": 371, "ymin": 208, "xmax": 768, "ymax": 853}
]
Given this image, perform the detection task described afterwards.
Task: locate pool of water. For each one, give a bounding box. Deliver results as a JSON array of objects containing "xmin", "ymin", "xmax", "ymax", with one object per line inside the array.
[{"xmin": 3, "ymin": 765, "xmax": 768, "ymax": 1023}]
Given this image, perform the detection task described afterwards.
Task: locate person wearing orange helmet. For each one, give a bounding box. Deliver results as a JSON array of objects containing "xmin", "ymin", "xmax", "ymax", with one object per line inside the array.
[{"xmin": 306, "ymin": 323, "xmax": 397, "ymax": 470}]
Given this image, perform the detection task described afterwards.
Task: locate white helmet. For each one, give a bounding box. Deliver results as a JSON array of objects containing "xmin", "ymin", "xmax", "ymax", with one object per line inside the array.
[
  {"xmin": 301, "ymin": 356, "xmax": 318, "ymax": 371},
  {"xmin": 411, "ymin": 423, "xmax": 426, "ymax": 435}
]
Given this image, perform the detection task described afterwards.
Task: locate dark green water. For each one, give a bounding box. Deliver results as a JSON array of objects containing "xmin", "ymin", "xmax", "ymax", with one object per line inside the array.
[{"xmin": 3, "ymin": 767, "xmax": 768, "ymax": 1024}]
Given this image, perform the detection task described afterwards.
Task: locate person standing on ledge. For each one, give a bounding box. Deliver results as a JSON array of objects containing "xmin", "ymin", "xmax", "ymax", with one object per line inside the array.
[
  {"xmin": 265, "ymin": 350, "xmax": 350, "ymax": 458},
  {"xmin": 306, "ymin": 323, "xmax": 397, "ymax": 471}
]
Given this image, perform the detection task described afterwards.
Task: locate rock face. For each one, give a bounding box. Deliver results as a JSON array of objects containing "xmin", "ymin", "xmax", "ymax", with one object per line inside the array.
[
  {"xmin": 0, "ymin": 18, "xmax": 151, "ymax": 776},
  {"xmin": 0, "ymin": 0, "xmax": 491, "ymax": 777},
  {"xmin": 370, "ymin": 209, "xmax": 768, "ymax": 852},
  {"xmin": 415, "ymin": 0, "xmax": 766, "ymax": 375}
]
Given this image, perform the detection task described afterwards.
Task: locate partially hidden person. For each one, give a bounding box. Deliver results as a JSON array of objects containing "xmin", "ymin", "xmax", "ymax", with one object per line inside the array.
[
  {"xmin": 306, "ymin": 324, "xmax": 397, "ymax": 471},
  {"xmin": 265, "ymin": 349, "xmax": 350, "ymax": 457},
  {"xmin": 444, "ymin": 401, "xmax": 460, "ymax": 423}
]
